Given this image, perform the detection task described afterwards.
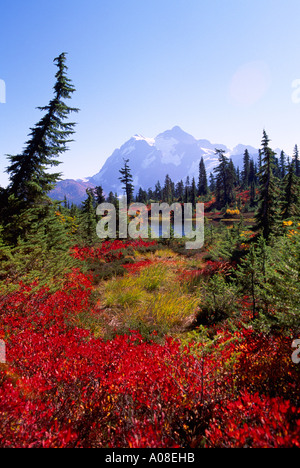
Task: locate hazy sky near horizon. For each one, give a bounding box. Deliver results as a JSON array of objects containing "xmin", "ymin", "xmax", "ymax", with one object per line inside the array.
[{"xmin": 1, "ymin": 0, "xmax": 300, "ymax": 187}]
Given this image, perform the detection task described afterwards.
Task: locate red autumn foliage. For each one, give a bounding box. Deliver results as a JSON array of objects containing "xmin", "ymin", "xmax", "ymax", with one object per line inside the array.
[
  {"xmin": 178, "ymin": 260, "xmax": 234, "ymax": 283},
  {"xmin": 205, "ymin": 391, "xmax": 300, "ymax": 448},
  {"xmin": 71, "ymin": 239, "xmax": 157, "ymax": 262},
  {"xmin": 0, "ymin": 241, "xmax": 299, "ymax": 448},
  {"xmin": 123, "ymin": 259, "xmax": 153, "ymax": 274}
]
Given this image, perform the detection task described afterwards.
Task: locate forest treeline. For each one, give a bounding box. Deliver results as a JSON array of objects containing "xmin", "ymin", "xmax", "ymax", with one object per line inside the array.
[
  {"xmin": 0, "ymin": 53, "xmax": 299, "ymax": 449},
  {"xmin": 0, "ymin": 53, "xmax": 299, "ymax": 323}
]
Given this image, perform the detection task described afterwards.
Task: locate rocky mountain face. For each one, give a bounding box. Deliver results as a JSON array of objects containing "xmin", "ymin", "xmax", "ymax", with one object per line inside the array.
[{"xmin": 50, "ymin": 126, "xmax": 259, "ymax": 204}]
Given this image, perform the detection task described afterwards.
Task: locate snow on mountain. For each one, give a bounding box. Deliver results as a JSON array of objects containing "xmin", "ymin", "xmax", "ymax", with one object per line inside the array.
[
  {"xmin": 89, "ymin": 126, "xmax": 259, "ymax": 196},
  {"xmin": 50, "ymin": 126, "xmax": 260, "ymax": 204}
]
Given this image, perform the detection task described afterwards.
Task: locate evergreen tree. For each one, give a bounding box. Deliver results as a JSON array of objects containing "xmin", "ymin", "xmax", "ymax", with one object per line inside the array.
[
  {"xmin": 191, "ymin": 177, "xmax": 197, "ymax": 206},
  {"xmin": 235, "ymin": 237, "xmax": 271, "ymax": 320},
  {"xmin": 107, "ymin": 191, "xmax": 116, "ymax": 204},
  {"xmin": 228, "ymin": 159, "xmax": 237, "ymax": 188},
  {"xmin": 213, "ymin": 149, "xmax": 234, "ymax": 208},
  {"xmin": 249, "ymin": 159, "xmax": 256, "ymax": 185},
  {"xmin": 175, "ymin": 180, "xmax": 184, "ymax": 202},
  {"xmin": 241, "ymin": 149, "xmax": 250, "ymax": 188},
  {"xmin": 254, "ymin": 131, "xmax": 280, "ymax": 240},
  {"xmin": 250, "ymin": 181, "xmax": 256, "ymax": 208},
  {"xmin": 293, "ymin": 144, "xmax": 300, "ymax": 177},
  {"xmin": 209, "ymin": 173, "xmax": 216, "ymax": 192},
  {"xmin": 236, "ymin": 167, "xmax": 241, "ymax": 187},
  {"xmin": 94, "ymin": 185, "xmax": 105, "ymax": 205},
  {"xmin": 184, "ymin": 176, "xmax": 191, "ymax": 203},
  {"xmin": 281, "ymin": 161, "xmax": 300, "ymax": 219},
  {"xmin": 80, "ymin": 189, "xmax": 97, "ymax": 245},
  {"xmin": 163, "ymin": 174, "xmax": 174, "ymax": 204},
  {"xmin": 198, "ymin": 157, "xmax": 208, "ymax": 196},
  {"xmin": 2, "ymin": 53, "xmax": 79, "ymax": 246},
  {"xmin": 119, "ymin": 158, "xmax": 134, "ymax": 205},
  {"xmin": 137, "ymin": 187, "xmax": 147, "ymax": 204},
  {"xmin": 154, "ymin": 181, "xmax": 162, "ymax": 201},
  {"xmin": 6, "ymin": 53, "xmax": 78, "ymax": 205},
  {"xmin": 279, "ymin": 151, "xmax": 286, "ymax": 180}
]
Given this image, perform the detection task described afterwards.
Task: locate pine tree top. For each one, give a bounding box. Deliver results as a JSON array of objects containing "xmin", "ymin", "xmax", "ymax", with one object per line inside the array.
[{"xmin": 6, "ymin": 53, "xmax": 79, "ymax": 203}]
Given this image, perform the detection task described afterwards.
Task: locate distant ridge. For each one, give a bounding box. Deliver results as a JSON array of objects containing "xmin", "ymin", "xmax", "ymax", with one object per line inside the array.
[{"xmin": 50, "ymin": 126, "xmax": 263, "ymax": 204}]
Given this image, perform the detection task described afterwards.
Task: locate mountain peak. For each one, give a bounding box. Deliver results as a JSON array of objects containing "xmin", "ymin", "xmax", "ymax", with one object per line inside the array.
[
  {"xmin": 157, "ymin": 126, "xmax": 196, "ymax": 144},
  {"xmin": 132, "ymin": 134, "xmax": 155, "ymax": 146},
  {"xmin": 50, "ymin": 127, "xmax": 261, "ymax": 204}
]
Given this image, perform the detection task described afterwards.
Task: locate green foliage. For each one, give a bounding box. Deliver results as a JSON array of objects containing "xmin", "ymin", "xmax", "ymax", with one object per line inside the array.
[
  {"xmin": 197, "ymin": 274, "xmax": 238, "ymax": 325},
  {"xmin": 281, "ymin": 162, "xmax": 300, "ymax": 219},
  {"xmin": 6, "ymin": 53, "xmax": 79, "ymax": 206},
  {"xmin": 255, "ymin": 131, "xmax": 280, "ymax": 240},
  {"xmin": 79, "ymin": 189, "xmax": 97, "ymax": 245},
  {"xmin": 119, "ymin": 158, "xmax": 134, "ymax": 204}
]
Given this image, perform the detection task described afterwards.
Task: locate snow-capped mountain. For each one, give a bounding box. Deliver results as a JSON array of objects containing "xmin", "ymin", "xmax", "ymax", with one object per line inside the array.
[
  {"xmin": 89, "ymin": 126, "xmax": 257, "ymax": 195},
  {"xmin": 50, "ymin": 126, "xmax": 260, "ymax": 204}
]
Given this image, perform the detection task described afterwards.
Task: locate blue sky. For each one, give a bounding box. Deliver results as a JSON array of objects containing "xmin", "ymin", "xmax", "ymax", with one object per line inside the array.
[{"xmin": 1, "ymin": 0, "xmax": 300, "ymax": 187}]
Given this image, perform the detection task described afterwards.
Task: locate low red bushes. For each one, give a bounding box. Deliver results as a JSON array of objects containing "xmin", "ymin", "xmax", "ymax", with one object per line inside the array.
[
  {"xmin": 0, "ymin": 254, "xmax": 299, "ymax": 447},
  {"xmin": 71, "ymin": 239, "xmax": 157, "ymax": 262}
]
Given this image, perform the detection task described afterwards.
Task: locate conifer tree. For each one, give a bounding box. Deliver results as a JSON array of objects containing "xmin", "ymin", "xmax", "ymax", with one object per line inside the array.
[
  {"xmin": 80, "ymin": 189, "xmax": 97, "ymax": 245},
  {"xmin": 119, "ymin": 158, "xmax": 134, "ymax": 205},
  {"xmin": 293, "ymin": 144, "xmax": 300, "ymax": 177},
  {"xmin": 249, "ymin": 159, "xmax": 256, "ymax": 185},
  {"xmin": 94, "ymin": 185, "xmax": 105, "ymax": 205},
  {"xmin": 163, "ymin": 174, "xmax": 174, "ymax": 204},
  {"xmin": 281, "ymin": 161, "xmax": 300, "ymax": 219},
  {"xmin": 198, "ymin": 157, "xmax": 208, "ymax": 196},
  {"xmin": 279, "ymin": 150, "xmax": 286, "ymax": 180},
  {"xmin": 213, "ymin": 149, "xmax": 234, "ymax": 208},
  {"xmin": 184, "ymin": 176, "xmax": 191, "ymax": 203},
  {"xmin": 209, "ymin": 173, "xmax": 216, "ymax": 192},
  {"xmin": 175, "ymin": 180, "xmax": 184, "ymax": 202},
  {"xmin": 2, "ymin": 53, "xmax": 79, "ymax": 245},
  {"xmin": 6, "ymin": 53, "xmax": 79, "ymax": 204},
  {"xmin": 241, "ymin": 149, "xmax": 250, "ymax": 188},
  {"xmin": 191, "ymin": 177, "xmax": 197, "ymax": 205},
  {"xmin": 154, "ymin": 181, "xmax": 162, "ymax": 201},
  {"xmin": 254, "ymin": 131, "xmax": 280, "ymax": 240}
]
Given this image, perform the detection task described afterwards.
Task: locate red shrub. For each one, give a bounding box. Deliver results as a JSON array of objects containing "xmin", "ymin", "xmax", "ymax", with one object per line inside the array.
[{"xmin": 205, "ymin": 391, "xmax": 300, "ymax": 448}]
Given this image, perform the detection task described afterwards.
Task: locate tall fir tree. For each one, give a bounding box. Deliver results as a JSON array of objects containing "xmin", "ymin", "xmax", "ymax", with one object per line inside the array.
[
  {"xmin": 2, "ymin": 53, "xmax": 79, "ymax": 245},
  {"xmin": 94, "ymin": 185, "xmax": 105, "ymax": 205},
  {"xmin": 254, "ymin": 131, "xmax": 280, "ymax": 240},
  {"xmin": 154, "ymin": 181, "xmax": 162, "ymax": 201},
  {"xmin": 281, "ymin": 161, "xmax": 300, "ymax": 219},
  {"xmin": 213, "ymin": 149, "xmax": 234, "ymax": 208},
  {"xmin": 190, "ymin": 177, "xmax": 197, "ymax": 206},
  {"xmin": 6, "ymin": 53, "xmax": 79, "ymax": 204},
  {"xmin": 80, "ymin": 189, "xmax": 97, "ymax": 245},
  {"xmin": 119, "ymin": 158, "xmax": 134, "ymax": 205},
  {"xmin": 209, "ymin": 173, "xmax": 216, "ymax": 192},
  {"xmin": 163, "ymin": 174, "xmax": 174, "ymax": 204},
  {"xmin": 241, "ymin": 149, "xmax": 250, "ymax": 188},
  {"xmin": 175, "ymin": 180, "xmax": 184, "ymax": 202},
  {"xmin": 279, "ymin": 150, "xmax": 286, "ymax": 180},
  {"xmin": 293, "ymin": 144, "xmax": 300, "ymax": 177},
  {"xmin": 198, "ymin": 157, "xmax": 208, "ymax": 196}
]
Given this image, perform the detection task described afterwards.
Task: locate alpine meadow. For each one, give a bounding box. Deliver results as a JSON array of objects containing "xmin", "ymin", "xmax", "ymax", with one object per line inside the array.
[{"xmin": 0, "ymin": 0, "xmax": 299, "ymax": 450}]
